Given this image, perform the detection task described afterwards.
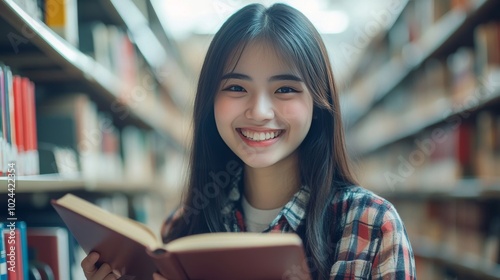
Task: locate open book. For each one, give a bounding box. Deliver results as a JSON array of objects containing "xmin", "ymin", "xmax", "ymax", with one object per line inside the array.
[{"xmin": 51, "ymin": 194, "xmax": 312, "ymax": 280}]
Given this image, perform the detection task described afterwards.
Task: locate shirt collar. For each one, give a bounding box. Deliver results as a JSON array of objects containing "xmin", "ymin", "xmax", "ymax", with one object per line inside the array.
[
  {"xmin": 273, "ymin": 185, "xmax": 310, "ymax": 231},
  {"xmin": 220, "ymin": 170, "xmax": 310, "ymax": 232}
]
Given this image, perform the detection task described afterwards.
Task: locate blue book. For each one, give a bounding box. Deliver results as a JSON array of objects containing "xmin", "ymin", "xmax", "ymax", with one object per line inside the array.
[
  {"xmin": 0, "ymin": 222, "xmax": 6, "ymax": 280},
  {"xmin": 17, "ymin": 221, "xmax": 29, "ymax": 280}
]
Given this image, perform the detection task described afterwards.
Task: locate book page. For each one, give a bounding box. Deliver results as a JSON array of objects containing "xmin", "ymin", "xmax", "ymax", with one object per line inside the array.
[{"xmin": 165, "ymin": 232, "xmax": 302, "ymax": 252}]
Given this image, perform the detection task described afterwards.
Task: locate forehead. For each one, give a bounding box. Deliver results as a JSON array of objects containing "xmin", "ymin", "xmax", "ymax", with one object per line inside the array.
[{"xmin": 224, "ymin": 40, "xmax": 300, "ymax": 76}]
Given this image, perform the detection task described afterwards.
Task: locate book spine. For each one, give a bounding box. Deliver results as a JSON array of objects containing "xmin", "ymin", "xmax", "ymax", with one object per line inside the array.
[
  {"xmin": 44, "ymin": 0, "xmax": 79, "ymax": 47},
  {"xmin": 17, "ymin": 222, "xmax": 29, "ymax": 279},
  {"xmin": 2, "ymin": 65, "xmax": 13, "ymax": 174},
  {"xmin": 0, "ymin": 223, "xmax": 6, "ymax": 280},
  {"xmin": 7, "ymin": 66, "xmax": 17, "ymax": 167},
  {"xmin": 12, "ymin": 76, "xmax": 24, "ymax": 175},
  {"xmin": 148, "ymin": 250, "xmax": 188, "ymax": 280}
]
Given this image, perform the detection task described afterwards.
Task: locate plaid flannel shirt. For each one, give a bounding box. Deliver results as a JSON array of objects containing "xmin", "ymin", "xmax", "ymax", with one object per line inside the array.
[{"xmin": 162, "ymin": 183, "xmax": 416, "ymax": 280}]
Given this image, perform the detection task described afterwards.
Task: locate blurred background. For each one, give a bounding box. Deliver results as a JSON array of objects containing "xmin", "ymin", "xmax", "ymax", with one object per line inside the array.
[{"xmin": 0, "ymin": 0, "xmax": 499, "ymax": 279}]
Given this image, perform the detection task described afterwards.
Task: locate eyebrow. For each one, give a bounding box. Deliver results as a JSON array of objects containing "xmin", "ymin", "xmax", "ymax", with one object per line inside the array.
[{"xmin": 220, "ymin": 72, "xmax": 303, "ymax": 82}]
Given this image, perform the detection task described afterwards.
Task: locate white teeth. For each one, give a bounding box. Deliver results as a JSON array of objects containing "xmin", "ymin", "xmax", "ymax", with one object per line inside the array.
[{"xmin": 240, "ymin": 129, "xmax": 281, "ymax": 141}]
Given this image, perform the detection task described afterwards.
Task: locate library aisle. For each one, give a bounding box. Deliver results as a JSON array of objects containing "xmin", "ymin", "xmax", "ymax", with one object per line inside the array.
[
  {"xmin": 0, "ymin": 0, "xmax": 499, "ymax": 279},
  {"xmin": 344, "ymin": 0, "xmax": 500, "ymax": 279}
]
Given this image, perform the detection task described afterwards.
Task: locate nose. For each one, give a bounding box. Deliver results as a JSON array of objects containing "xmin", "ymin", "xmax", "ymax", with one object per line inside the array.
[{"xmin": 245, "ymin": 93, "xmax": 274, "ymax": 121}]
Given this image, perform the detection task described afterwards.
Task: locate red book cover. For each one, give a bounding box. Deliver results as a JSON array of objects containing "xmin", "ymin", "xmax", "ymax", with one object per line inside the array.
[
  {"xmin": 13, "ymin": 76, "xmax": 25, "ymax": 154},
  {"xmin": 27, "ymin": 228, "xmax": 71, "ymax": 280},
  {"xmin": 22, "ymin": 78, "xmax": 31, "ymax": 153}
]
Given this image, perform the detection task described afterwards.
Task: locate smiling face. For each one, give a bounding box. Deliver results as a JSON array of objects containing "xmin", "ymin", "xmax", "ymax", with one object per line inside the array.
[{"xmin": 214, "ymin": 41, "xmax": 314, "ymax": 169}]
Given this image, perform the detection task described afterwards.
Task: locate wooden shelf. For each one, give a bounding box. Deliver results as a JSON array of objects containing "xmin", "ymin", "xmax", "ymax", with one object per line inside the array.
[
  {"xmin": 413, "ymin": 237, "xmax": 500, "ymax": 280},
  {"xmin": 351, "ymin": 84, "xmax": 500, "ymax": 156},
  {"xmin": 0, "ymin": 173, "xmax": 156, "ymax": 193},
  {"xmin": 378, "ymin": 179, "xmax": 500, "ymax": 200},
  {"xmin": 0, "ymin": 173, "xmax": 85, "ymax": 193},
  {"xmin": 343, "ymin": 0, "xmax": 491, "ymax": 129}
]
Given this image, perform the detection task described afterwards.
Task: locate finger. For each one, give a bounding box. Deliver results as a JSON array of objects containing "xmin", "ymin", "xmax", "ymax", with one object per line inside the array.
[
  {"xmin": 93, "ymin": 263, "xmax": 114, "ymax": 280},
  {"xmin": 153, "ymin": 272, "xmax": 168, "ymax": 280},
  {"xmin": 81, "ymin": 252, "xmax": 100, "ymax": 277},
  {"xmin": 112, "ymin": 269, "xmax": 122, "ymax": 278},
  {"xmin": 103, "ymin": 274, "xmax": 119, "ymax": 280}
]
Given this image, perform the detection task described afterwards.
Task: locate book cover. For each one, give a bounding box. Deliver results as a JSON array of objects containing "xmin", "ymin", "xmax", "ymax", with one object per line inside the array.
[
  {"xmin": 27, "ymin": 227, "xmax": 71, "ymax": 280},
  {"xmin": 52, "ymin": 193, "xmax": 311, "ymax": 280}
]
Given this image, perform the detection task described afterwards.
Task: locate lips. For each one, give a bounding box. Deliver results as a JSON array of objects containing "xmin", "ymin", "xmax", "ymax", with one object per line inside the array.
[{"xmin": 237, "ymin": 128, "xmax": 283, "ymax": 142}]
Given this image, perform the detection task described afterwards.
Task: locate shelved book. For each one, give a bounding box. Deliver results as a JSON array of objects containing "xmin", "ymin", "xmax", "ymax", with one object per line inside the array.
[
  {"xmin": 27, "ymin": 227, "xmax": 71, "ymax": 280},
  {"xmin": 0, "ymin": 63, "xmax": 39, "ymax": 176},
  {"xmin": 51, "ymin": 194, "xmax": 311, "ymax": 280}
]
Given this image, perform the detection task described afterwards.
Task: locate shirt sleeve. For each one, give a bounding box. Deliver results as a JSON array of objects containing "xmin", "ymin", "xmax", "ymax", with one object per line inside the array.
[
  {"xmin": 328, "ymin": 188, "xmax": 417, "ymax": 280},
  {"xmin": 371, "ymin": 216, "xmax": 417, "ymax": 280}
]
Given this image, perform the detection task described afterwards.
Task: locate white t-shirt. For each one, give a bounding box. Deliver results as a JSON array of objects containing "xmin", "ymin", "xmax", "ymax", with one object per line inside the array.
[{"xmin": 241, "ymin": 196, "xmax": 283, "ymax": 232}]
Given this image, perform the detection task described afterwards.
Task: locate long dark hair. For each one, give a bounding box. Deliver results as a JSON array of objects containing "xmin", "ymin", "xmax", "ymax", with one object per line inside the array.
[{"xmin": 165, "ymin": 3, "xmax": 357, "ymax": 279}]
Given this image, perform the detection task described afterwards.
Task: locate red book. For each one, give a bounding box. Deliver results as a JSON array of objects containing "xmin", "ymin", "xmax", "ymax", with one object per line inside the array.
[
  {"xmin": 456, "ymin": 122, "xmax": 473, "ymax": 176},
  {"xmin": 21, "ymin": 78, "xmax": 31, "ymax": 153},
  {"xmin": 52, "ymin": 193, "xmax": 311, "ymax": 280},
  {"xmin": 28, "ymin": 228, "xmax": 71, "ymax": 280},
  {"xmin": 13, "ymin": 76, "xmax": 25, "ymax": 154},
  {"xmin": 22, "ymin": 79, "xmax": 37, "ymax": 175}
]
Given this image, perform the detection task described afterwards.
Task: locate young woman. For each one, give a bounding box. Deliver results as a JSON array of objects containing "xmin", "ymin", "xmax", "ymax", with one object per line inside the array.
[{"xmin": 82, "ymin": 3, "xmax": 416, "ymax": 279}]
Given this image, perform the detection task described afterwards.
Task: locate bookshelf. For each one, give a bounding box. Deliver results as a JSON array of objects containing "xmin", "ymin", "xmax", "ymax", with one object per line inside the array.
[
  {"xmin": 0, "ymin": 0, "xmax": 189, "ymax": 148},
  {"xmin": 342, "ymin": 0, "xmax": 493, "ymax": 129},
  {"xmin": 345, "ymin": 0, "xmax": 500, "ymax": 278},
  {"xmin": 412, "ymin": 237, "xmax": 500, "ymax": 280},
  {"xmin": 352, "ymin": 84, "xmax": 500, "ymax": 156},
  {"xmin": 380, "ymin": 179, "xmax": 500, "ymax": 200},
  {"xmin": 0, "ymin": 173, "xmax": 163, "ymax": 193},
  {"xmin": 0, "ymin": 1, "xmax": 188, "ymax": 278}
]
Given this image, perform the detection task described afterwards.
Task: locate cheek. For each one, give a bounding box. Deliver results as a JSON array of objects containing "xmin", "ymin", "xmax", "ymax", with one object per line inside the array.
[
  {"xmin": 280, "ymin": 101, "xmax": 313, "ymax": 128},
  {"xmin": 214, "ymin": 96, "xmax": 237, "ymax": 128}
]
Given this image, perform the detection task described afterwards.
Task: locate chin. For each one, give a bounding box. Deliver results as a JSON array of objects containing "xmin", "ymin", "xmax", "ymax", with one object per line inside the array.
[{"xmin": 240, "ymin": 154, "xmax": 283, "ymax": 169}]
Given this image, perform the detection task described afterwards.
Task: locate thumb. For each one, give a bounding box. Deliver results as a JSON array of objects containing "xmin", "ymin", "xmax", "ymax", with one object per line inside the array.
[{"xmin": 153, "ymin": 272, "xmax": 168, "ymax": 280}]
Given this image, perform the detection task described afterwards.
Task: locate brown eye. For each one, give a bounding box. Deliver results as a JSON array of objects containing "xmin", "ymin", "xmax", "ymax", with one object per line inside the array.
[
  {"xmin": 276, "ymin": 87, "xmax": 298, "ymax": 94},
  {"xmin": 223, "ymin": 85, "xmax": 246, "ymax": 92}
]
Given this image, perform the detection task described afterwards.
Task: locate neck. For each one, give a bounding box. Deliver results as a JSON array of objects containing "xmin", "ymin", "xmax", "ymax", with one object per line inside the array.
[{"xmin": 244, "ymin": 152, "xmax": 301, "ymax": 210}]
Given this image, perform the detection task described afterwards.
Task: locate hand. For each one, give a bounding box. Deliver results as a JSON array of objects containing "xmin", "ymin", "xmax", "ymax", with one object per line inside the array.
[
  {"xmin": 153, "ymin": 272, "xmax": 168, "ymax": 280},
  {"xmin": 81, "ymin": 252, "xmax": 121, "ymax": 280}
]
